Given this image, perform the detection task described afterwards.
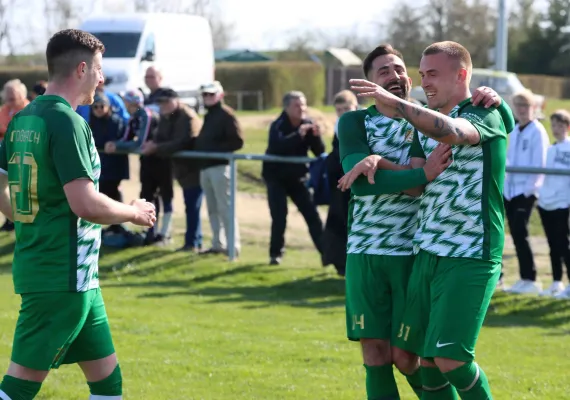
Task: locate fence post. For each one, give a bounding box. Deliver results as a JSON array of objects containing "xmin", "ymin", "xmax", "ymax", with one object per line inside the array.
[{"xmin": 228, "ymin": 157, "xmax": 237, "ymax": 261}]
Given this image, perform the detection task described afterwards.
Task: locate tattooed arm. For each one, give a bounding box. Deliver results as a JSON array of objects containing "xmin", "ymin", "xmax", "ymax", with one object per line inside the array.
[{"xmin": 391, "ymin": 100, "xmax": 481, "ymax": 146}]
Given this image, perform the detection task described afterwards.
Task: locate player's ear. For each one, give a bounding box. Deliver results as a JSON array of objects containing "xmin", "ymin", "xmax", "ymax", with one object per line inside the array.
[
  {"xmin": 458, "ymin": 68, "xmax": 468, "ymax": 83},
  {"xmin": 76, "ymin": 61, "xmax": 87, "ymax": 78}
]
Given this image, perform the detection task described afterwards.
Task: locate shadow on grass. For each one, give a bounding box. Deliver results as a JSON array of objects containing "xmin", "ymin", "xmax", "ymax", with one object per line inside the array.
[
  {"xmin": 137, "ymin": 273, "xmax": 345, "ymax": 309},
  {"xmin": 485, "ymin": 291, "xmax": 570, "ymax": 329}
]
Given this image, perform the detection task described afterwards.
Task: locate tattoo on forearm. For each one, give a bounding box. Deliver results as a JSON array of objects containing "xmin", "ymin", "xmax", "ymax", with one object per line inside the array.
[{"xmin": 396, "ymin": 101, "xmax": 468, "ymax": 143}]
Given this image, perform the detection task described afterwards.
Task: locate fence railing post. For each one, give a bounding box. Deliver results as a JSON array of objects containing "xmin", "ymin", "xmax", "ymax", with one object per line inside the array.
[{"xmin": 228, "ymin": 157, "xmax": 237, "ymax": 261}]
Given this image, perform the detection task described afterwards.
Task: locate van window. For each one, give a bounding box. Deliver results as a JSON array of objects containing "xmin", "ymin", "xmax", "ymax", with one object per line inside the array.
[
  {"xmin": 89, "ymin": 32, "xmax": 141, "ymax": 58},
  {"xmin": 143, "ymin": 34, "xmax": 155, "ymax": 56}
]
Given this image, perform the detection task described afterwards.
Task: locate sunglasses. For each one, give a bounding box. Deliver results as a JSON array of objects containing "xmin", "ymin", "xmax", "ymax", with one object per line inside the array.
[{"xmin": 92, "ymin": 104, "xmax": 106, "ymax": 110}]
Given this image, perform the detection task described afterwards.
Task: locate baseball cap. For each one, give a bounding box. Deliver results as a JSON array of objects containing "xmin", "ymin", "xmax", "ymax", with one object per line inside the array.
[
  {"xmin": 93, "ymin": 92, "xmax": 110, "ymax": 105},
  {"xmin": 123, "ymin": 89, "xmax": 145, "ymax": 106},
  {"xmin": 200, "ymin": 81, "xmax": 224, "ymax": 95},
  {"xmin": 156, "ymin": 88, "xmax": 179, "ymax": 101}
]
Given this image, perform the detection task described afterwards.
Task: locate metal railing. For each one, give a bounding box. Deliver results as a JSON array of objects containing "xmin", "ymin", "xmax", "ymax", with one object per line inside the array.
[{"xmin": 112, "ymin": 149, "xmax": 570, "ymax": 261}]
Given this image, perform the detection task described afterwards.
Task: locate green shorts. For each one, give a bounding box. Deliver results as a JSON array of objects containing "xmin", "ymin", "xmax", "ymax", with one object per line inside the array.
[
  {"xmin": 345, "ymin": 253, "xmax": 415, "ymax": 341},
  {"xmin": 393, "ymin": 249, "xmax": 500, "ymax": 362},
  {"xmin": 11, "ymin": 287, "xmax": 116, "ymax": 371}
]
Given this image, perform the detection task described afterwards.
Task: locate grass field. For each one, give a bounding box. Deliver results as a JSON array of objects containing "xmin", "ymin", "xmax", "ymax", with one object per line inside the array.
[{"xmin": 0, "ymin": 100, "xmax": 569, "ymax": 399}]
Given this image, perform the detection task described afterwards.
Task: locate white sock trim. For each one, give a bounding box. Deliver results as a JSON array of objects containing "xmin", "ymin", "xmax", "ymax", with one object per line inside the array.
[
  {"xmin": 0, "ymin": 389, "xmax": 12, "ymax": 400},
  {"xmin": 89, "ymin": 395, "xmax": 122, "ymax": 400},
  {"xmin": 458, "ymin": 362, "xmax": 480, "ymax": 392}
]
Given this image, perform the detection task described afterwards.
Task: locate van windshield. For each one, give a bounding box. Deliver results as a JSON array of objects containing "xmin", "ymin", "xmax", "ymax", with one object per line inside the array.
[{"xmin": 89, "ymin": 32, "xmax": 141, "ymax": 58}]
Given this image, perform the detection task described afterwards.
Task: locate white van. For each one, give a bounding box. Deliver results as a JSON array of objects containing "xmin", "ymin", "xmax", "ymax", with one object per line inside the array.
[{"xmin": 79, "ymin": 12, "xmax": 214, "ymax": 109}]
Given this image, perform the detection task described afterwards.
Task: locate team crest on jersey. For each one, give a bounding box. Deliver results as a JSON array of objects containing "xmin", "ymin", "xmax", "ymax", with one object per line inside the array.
[{"xmin": 404, "ymin": 127, "xmax": 414, "ymax": 143}]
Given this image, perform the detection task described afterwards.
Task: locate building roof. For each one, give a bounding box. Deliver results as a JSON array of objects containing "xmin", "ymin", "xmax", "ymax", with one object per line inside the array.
[
  {"xmin": 323, "ymin": 48, "xmax": 362, "ymax": 67},
  {"xmin": 215, "ymin": 49, "xmax": 273, "ymax": 62}
]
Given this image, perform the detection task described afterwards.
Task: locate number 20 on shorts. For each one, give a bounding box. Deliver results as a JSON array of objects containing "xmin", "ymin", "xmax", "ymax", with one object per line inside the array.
[
  {"xmin": 8, "ymin": 151, "xmax": 39, "ymax": 223},
  {"xmin": 398, "ymin": 323, "xmax": 411, "ymax": 341}
]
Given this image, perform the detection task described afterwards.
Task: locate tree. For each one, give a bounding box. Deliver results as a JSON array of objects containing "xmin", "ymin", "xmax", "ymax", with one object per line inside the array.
[
  {"xmin": 387, "ymin": 3, "xmax": 428, "ymax": 67},
  {"xmin": 0, "ymin": 0, "xmax": 19, "ymax": 55}
]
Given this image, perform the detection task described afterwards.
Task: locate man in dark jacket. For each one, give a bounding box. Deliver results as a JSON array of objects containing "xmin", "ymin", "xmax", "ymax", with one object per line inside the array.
[
  {"xmin": 194, "ymin": 81, "xmax": 244, "ymax": 256},
  {"xmin": 262, "ymin": 90, "xmax": 325, "ymax": 265},
  {"xmin": 141, "ymin": 88, "xmax": 204, "ymax": 252}
]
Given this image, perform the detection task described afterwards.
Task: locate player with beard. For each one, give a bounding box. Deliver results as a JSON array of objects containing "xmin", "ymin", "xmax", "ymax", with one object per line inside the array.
[
  {"xmin": 337, "ymin": 44, "xmax": 505, "ymax": 400},
  {"xmin": 0, "ymin": 29, "xmax": 156, "ymax": 400},
  {"xmin": 347, "ymin": 41, "xmax": 515, "ymax": 399}
]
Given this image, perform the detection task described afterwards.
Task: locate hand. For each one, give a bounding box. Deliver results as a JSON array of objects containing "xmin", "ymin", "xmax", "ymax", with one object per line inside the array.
[
  {"xmin": 299, "ymin": 123, "xmax": 313, "ymax": 137},
  {"xmin": 129, "ymin": 198, "xmax": 156, "ymax": 227},
  {"xmin": 337, "ymin": 155, "xmax": 382, "ymax": 191},
  {"xmin": 104, "ymin": 141, "xmax": 116, "ymax": 153},
  {"xmin": 423, "ymin": 144, "xmax": 453, "ymax": 182},
  {"xmin": 471, "ymin": 86, "xmax": 501, "ymax": 108},
  {"xmin": 140, "ymin": 141, "xmax": 158, "ymax": 155},
  {"xmin": 312, "ymin": 123, "xmax": 321, "ymax": 136},
  {"xmin": 349, "ymin": 79, "xmax": 400, "ymax": 118}
]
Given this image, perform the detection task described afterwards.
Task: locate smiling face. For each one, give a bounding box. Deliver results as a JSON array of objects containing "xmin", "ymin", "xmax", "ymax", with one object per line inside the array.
[
  {"xmin": 367, "ymin": 54, "xmax": 411, "ymax": 100},
  {"xmin": 419, "ymin": 52, "xmax": 466, "ymax": 111},
  {"xmin": 78, "ymin": 51, "xmax": 104, "ymax": 106}
]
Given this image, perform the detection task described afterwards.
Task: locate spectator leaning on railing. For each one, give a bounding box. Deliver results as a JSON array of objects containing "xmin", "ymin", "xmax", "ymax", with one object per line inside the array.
[
  {"xmin": 140, "ymin": 88, "xmax": 204, "ymax": 252},
  {"xmin": 537, "ymin": 109, "xmax": 570, "ymax": 298},
  {"xmin": 194, "ymin": 81, "xmax": 244, "ymax": 257},
  {"xmin": 262, "ymin": 90, "xmax": 325, "ymax": 266},
  {"xmin": 502, "ymin": 89, "xmax": 550, "ymax": 294},
  {"xmin": 77, "ymin": 79, "xmax": 130, "ymax": 124}
]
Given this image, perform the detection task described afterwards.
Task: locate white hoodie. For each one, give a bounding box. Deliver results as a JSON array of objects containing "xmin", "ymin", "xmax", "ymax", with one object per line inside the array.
[
  {"xmin": 504, "ymin": 119, "xmax": 550, "ymax": 200},
  {"xmin": 538, "ymin": 137, "xmax": 570, "ymax": 210}
]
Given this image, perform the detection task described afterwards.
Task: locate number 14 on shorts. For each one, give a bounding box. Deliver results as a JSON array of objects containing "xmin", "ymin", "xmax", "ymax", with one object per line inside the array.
[{"xmin": 398, "ymin": 323, "xmax": 410, "ymax": 341}]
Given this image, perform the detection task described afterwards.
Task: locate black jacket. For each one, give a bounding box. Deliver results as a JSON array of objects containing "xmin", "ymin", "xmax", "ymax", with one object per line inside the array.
[
  {"xmin": 262, "ymin": 112, "xmax": 325, "ymax": 181},
  {"xmin": 90, "ymin": 112, "xmax": 129, "ymax": 182}
]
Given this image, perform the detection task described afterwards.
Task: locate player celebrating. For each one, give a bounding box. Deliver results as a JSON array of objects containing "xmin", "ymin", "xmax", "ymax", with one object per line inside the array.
[
  {"xmin": 337, "ymin": 44, "xmax": 507, "ymax": 400},
  {"xmin": 0, "ymin": 29, "xmax": 156, "ymax": 400},
  {"xmin": 349, "ymin": 41, "xmax": 513, "ymax": 399}
]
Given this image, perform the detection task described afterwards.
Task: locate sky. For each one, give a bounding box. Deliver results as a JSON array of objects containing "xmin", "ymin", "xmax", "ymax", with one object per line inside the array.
[{"xmin": 2, "ymin": 0, "xmax": 550, "ymax": 54}]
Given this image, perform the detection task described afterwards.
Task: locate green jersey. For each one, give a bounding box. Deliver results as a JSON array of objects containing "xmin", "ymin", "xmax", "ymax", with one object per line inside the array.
[
  {"xmin": 0, "ymin": 95, "xmax": 102, "ymax": 294},
  {"xmin": 409, "ymin": 98, "xmax": 507, "ymax": 262},
  {"xmin": 339, "ymin": 106, "xmax": 421, "ymax": 256}
]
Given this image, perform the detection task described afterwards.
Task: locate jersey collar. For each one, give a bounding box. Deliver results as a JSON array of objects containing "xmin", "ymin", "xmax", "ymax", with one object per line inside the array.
[{"xmin": 34, "ymin": 95, "xmax": 72, "ymax": 109}]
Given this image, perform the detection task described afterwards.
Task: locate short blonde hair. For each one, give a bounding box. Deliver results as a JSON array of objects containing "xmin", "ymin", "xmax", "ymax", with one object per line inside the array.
[
  {"xmin": 512, "ymin": 89, "xmax": 535, "ymax": 106},
  {"xmin": 2, "ymin": 79, "xmax": 27, "ymax": 101},
  {"xmin": 334, "ymin": 90, "xmax": 358, "ymax": 106}
]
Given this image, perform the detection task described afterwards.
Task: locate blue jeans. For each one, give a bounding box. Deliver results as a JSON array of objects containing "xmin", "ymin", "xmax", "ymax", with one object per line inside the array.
[{"xmin": 183, "ymin": 186, "xmax": 203, "ymax": 249}]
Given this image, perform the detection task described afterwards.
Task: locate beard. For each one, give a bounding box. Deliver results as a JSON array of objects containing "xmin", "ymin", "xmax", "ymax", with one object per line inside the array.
[{"xmin": 382, "ymin": 79, "xmax": 409, "ymax": 100}]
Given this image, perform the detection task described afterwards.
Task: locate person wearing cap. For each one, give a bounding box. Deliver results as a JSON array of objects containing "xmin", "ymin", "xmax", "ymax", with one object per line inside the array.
[
  {"xmin": 76, "ymin": 80, "xmax": 130, "ymax": 124},
  {"xmin": 89, "ymin": 92, "xmax": 128, "ymax": 233},
  {"xmin": 105, "ymin": 88, "xmax": 163, "ymax": 244},
  {"xmin": 194, "ymin": 81, "xmax": 244, "ymax": 256},
  {"xmin": 140, "ymin": 88, "xmax": 204, "ymax": 251}
]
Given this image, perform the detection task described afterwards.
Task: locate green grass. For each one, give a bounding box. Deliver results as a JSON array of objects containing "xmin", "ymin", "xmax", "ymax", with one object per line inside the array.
[{"xmin": 0, "ymin": 221, "xmax": 568, "ymax": 399}]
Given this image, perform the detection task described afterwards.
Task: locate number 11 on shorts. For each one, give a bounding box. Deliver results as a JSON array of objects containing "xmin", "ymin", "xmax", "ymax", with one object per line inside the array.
[
  {"xmin": 398, "ymin": 323, "xmax": 410, "ymax": 341},
  {"xmin": 352, "ymin": 314, "xmax": 364, "ymax": 330}
]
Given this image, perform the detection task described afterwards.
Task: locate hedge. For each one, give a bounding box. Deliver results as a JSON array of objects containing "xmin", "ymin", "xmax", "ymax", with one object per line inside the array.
[
  {"xmin": 0, "ymin": 68, "xmax": 48, "ymax": 93},
  {"xmin": 215, "ymin": 62, "xmax": 325, "ymax": 109}
]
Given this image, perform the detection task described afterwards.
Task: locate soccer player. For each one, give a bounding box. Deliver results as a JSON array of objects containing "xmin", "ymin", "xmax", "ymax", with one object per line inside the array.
[
  {"xmin": 0, "ymin": 29, "xmax": 156, "ymax": 400},
  {"xmin": 349, "ymin": 41, "xmax": 514, "ymax": 399},
  {"xmin": 337, "ymin": 44, "xmax": 506, "ymax": 400}
]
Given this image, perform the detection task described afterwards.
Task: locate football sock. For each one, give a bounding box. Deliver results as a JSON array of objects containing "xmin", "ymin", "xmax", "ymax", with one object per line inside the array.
[
  {"xmin": 404, "ymin": 368, "xmax": 423, "ymax": 398},
  {"xmin": 444, "ymin": 362, "xmax": 492, "ymax": 399},
  {"xmin": 87, "ymin": 364, "xmax": 122, "ymax": 397},
  {"xmin": 364, "ymin": 364, "xmax": 399, "ymax": 400},
  {"xmin": 421, "ymin": 366, "xmax": 459, "ymax": 399},
  {"xmin": 0, "ymin": 375, "xmax": 42, "ymax": 400}
]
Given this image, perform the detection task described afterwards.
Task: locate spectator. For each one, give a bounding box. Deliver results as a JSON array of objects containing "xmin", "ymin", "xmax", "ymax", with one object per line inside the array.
[
  {"xmin": 77, "ymin": 80, "xmax": 130, "ymax": 124},
  {"xmin": 90, "ymin": 92, "xmax": 128, "ymax": 233},
  {"xmin": 321, "ymin": 90, "xmax": 359, "ymax": 276},
  {"xmin": 0, "ymin": 79, "xmax": 29, "ymax": 232},
  {"xmin": 140, "ymin": 88, "xmax": 204, "ymax": 252},
  {"xmin": 537, "ymin": 109, "xmax": 570, "ymax": 298},
  {"xmin": 29, "ymin": 80, "xmax": 47, "ymax": 101},
  {"xmin": 105, "ymin": 89, "xmax": 163, "ymax": 244},
  {"xmin": 144, "ymin": 66, "xmax": 165, "ymax": 110},
  {"xmin": 194, "ymin": 81, "xmax": 244, "ymax": 256},
  {"xmin": 262, "ymin": 91, "xmax": 325, "ymax": 265},
  {"xmin": 503, "ymin": 89, "xmax": 550, "ymax": 294}
]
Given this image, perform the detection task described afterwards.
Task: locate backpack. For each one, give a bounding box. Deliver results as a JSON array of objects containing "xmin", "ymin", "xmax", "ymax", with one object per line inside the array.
[
  {"xmin": 308, "ymin": 153, "xmax": 331, "ymax": 206},
  {"xmin": 102, "ymin": 229, "xmax": 146, "ymax": 249}
]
